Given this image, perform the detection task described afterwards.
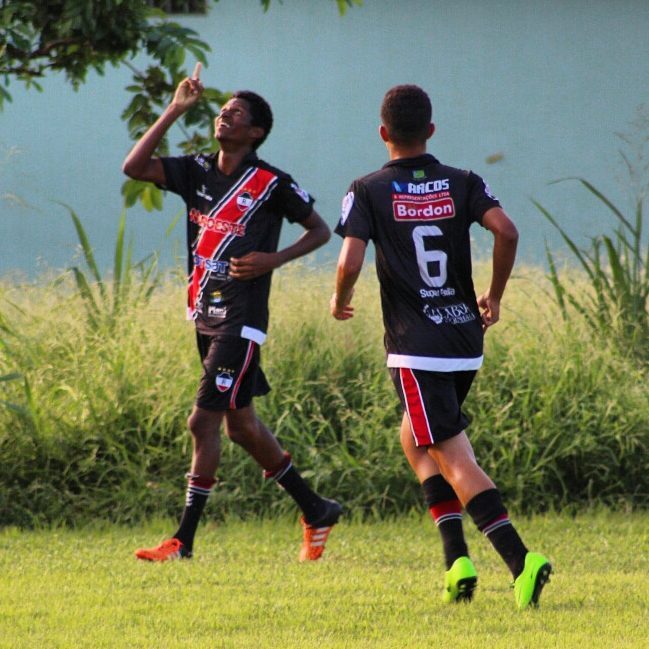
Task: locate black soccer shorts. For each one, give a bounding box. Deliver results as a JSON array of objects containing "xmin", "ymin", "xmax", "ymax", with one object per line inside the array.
[
  {"xmin": 389, "ymin": 368, "xmax": 476, "ymax": 446},
  {"xmin": 195, "ymin": 332, "xmax": 270, "ymax": 411}
]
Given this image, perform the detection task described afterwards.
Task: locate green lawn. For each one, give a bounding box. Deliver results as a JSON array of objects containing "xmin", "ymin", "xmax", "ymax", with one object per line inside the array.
[{"xmin": 1, "ymin": 512, "xmax": 647, "ymax": 648}]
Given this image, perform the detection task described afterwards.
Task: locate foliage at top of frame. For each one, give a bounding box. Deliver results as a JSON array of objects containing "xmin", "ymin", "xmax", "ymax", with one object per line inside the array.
[{"xmin": 0, "ymin": 0, "xmax": 361, "ymax": 210}]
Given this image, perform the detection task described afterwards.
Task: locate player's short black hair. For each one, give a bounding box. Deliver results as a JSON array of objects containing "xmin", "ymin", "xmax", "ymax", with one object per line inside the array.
[
  {"xmin": 233, "ymin": 90, "xmax": 273, "ymax": 149},
  {"xmin": 380, "ymin": 85, "xmax": 432, "ymax": 145}
]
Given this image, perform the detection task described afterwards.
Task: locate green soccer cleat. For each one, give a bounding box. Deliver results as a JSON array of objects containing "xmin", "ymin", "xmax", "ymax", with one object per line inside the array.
[
  {"xmin": 514, "ymin": 552, "xmax": 552, "ymax": 609},
  {"xmin": 442, "ymin": 556, "xmax": 478, "ymax": 603}
]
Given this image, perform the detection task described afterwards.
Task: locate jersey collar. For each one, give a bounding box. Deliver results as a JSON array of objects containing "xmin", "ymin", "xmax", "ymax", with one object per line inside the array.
[
  {"xmin": 383, "ymin": 153, "xmax": 440, "ymax": 169},
  {"xmin": 214, "ymin": 150, "xmax": 259, "ymax": 176}
]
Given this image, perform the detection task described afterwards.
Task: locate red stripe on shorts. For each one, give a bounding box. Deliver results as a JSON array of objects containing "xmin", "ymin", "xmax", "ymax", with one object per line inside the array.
[
  {"xmin": 400, "ymin": 368, "xmax": 434, "ymax": 446},
  {"xmin": 229, "ymin": 340, "xmax": 255, "ymax": 409}
]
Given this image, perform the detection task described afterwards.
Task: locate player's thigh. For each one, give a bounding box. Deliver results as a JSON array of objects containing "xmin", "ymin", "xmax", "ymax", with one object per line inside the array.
[
  {"xmin": 195, "ymin": 334, "xmax": 270, "ymax": 411},
  {"xmin": 389, "ymin": 368, "xmax": 470, "ymax": 446}
]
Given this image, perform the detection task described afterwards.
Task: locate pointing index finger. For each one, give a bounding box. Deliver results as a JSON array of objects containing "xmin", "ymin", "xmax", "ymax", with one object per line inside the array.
[{"xmin": 192, "ymin": 62, "xmax": 202, "ymax": 80}]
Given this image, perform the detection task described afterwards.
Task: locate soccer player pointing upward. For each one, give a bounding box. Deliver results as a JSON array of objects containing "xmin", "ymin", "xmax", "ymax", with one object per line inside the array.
[
  {"xmin": 332, "ymin": 85, "xmax": 551, "ymax": 608},
  {"xmin": 123, "ymin": 63, "xmax": 341, "ymax": 562}
]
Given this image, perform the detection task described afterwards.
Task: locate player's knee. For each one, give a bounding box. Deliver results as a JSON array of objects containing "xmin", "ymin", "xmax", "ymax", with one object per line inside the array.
[
  {"xmin": 188, "ymin": 410, "xmax": 215, "ymax": 440},
  {"xmin": 224, "ymin": 423, "xmax": 255, "ymax": 446}
]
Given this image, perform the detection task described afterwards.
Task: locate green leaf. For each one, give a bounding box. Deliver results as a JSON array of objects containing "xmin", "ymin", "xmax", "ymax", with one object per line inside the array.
[{"xmin": 58, "ymin": 202, "xmax": 106, "ymax": 299}]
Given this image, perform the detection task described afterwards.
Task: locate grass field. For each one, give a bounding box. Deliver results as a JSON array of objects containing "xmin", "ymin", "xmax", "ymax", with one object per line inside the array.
[{"xmin": 1, "ymin": 511, "xmax": 647, "ymax": 649}]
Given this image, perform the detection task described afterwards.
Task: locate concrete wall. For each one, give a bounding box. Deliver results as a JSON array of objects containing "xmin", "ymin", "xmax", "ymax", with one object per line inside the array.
[{"xmin": 1, "ymin": 0, "xmax": 648, "ymax": 275}]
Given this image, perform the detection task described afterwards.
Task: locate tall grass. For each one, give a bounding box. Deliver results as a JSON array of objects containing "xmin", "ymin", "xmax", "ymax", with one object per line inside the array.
[
  {"xmin": 1, "ymin": 261, "xmax": 647, "ymax": 527},
  {"xmin": 534, "ymin": 108, "xmax": 649, "ymax": 358}
]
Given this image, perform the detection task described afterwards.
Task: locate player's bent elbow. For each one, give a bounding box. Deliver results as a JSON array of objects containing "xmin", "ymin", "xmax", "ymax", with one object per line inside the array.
[
  {"xmin": 502, "ymin": 222, "xmax": 519, "ymax": 244},
  {"xmin": 121, "ymin": 159, "xmax": 139, "ymax": 179},
  {"xmin": 319, "ymin": 225, "xmax": 332, "ymax": 246}
]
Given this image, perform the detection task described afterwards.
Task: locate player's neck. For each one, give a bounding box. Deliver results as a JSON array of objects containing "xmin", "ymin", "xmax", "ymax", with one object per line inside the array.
[
  {"xmin": 386, "ymin": 142, "xmax": 427, "ymax": 161},
  {"xmin": 217, "ymin": 146, "xmax": 254, "ymax": 175}
]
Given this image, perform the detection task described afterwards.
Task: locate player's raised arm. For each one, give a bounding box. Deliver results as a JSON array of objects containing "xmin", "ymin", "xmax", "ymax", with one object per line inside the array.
[{"xmin": 121, "ymin": 62, "xmax": 205, "ymax": 185}]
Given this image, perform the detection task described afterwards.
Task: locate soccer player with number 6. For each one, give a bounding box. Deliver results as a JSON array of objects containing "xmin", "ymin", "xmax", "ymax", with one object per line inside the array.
[{"xmin": 331, "ymin": 85, "xmax": 551, "ymax": 609}]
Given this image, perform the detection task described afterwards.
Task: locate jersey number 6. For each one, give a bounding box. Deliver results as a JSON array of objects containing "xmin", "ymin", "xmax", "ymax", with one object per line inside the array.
[{"xmin": 412, "ymin": 225, "xmax": 448, "ymax": 288}]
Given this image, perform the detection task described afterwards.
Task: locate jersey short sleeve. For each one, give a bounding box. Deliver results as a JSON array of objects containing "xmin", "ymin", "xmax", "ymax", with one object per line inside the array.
[
  {"xmin": 268, "ymin": 173, "xmax": 315, "ymax": 223},
  {"xmin": 158, "ymin": 155, "xmax": 199, "ymax": 204},
  {"xmin": 466, "ymin": 171, "xmax": 500, "ymax": 226},
  {"xmin": 335, "ymin": 180, "xmax": 373, "ymax": 242}
]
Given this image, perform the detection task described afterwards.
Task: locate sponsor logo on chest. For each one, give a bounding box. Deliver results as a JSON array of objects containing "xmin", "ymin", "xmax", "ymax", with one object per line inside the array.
[
  {"xmin": 189, "ymin": 208, "xmax": 247, "ymax": 237},
  {"xmin": 391, "ymin": 179, "xmax": 455, "ymax": 222}
]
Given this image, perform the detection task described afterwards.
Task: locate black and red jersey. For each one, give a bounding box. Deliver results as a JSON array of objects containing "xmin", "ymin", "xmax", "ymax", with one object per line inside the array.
[
  {"xmin": 161, "ymin": 151, "xmax": 314, "ymax": 343},
  {"xmin": 335, "ymin": 154, "xmax": 500, "ymax": 371}
]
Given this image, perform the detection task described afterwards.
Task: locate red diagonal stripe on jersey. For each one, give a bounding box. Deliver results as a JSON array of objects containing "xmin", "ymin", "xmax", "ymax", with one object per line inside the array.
[
  {"xmin": 188, "ymin": 166, "xmax": 278, "ymax": 317},
  {"xmin": 400, "ymin": 368, "xmax": 434, "ymax": 446}
]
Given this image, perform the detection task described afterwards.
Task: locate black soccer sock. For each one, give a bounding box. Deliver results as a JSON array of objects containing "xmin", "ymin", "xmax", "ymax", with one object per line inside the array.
[
  {"xmin": 172, "ymin": 473, "xmax": 216, "ymax": 553},
  {"xmin": 465, "ymin": 488, "xmax": 528, "ymax": 578},
  {"xmin": 422, "ymin": 474, "xmax": 469, "ymax": 569},
  {"xmin": 265, "ymin": 452, "xmax": 325, "ymax": 524}
]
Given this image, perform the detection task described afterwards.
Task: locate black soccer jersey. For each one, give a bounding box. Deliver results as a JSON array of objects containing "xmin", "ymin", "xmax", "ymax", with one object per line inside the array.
[
  {"xmin": 335, "ymin": 154, "xmax": 500, "ymax": 371},
  {"xmin": 161, "ymin": 151, "xmax": 315, "ymax": 342}
]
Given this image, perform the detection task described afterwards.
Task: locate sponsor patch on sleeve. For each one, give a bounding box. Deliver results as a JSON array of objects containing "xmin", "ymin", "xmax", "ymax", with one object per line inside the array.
[
  {"xmin": 290, "ymin": 182, "xmax": 311, "ymax": 203},
  {"xmin": 340, "ymin": 191, "xmax": 354, "ymax": 225},
  {"xmin": 483, "ymin": 180, "xmax": 498, "ymax": 201}
]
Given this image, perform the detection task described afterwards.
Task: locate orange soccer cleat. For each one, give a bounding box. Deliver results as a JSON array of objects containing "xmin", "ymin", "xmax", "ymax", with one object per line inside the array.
[
  {"xmin": 299, "ymin": 498, "xmax": 342, "ymax": 562},
  {"xmin": 134, "ymin": 538, "xmax": 192, "ymax": 562}
]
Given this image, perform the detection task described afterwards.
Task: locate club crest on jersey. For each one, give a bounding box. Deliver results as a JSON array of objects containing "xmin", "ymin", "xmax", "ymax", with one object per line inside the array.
[
  {"xmin": 215, "ymin": 371, "xmax": 234, "ymax": 392},
  {"xmin": 236, "ymin": 192, "xmax": 254, "ymax": 210}
]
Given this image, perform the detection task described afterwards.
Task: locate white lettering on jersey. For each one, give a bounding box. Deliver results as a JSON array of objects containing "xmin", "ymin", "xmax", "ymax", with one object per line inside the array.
[
  {"xmin": 393, "ymin": 196, "xmax": 455, "ymax": 221},
  {"xmin": 408, "ymin": 179, "xmax": 449, "ymax": 193},
  {"xmin": 392, "ymin": 180, "xmax": 450, "ymax": 194}
]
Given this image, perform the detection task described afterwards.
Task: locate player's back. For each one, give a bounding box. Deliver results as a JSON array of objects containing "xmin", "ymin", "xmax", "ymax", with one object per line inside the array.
[{"xmin": 338, "ymin": 153, "xmax": 499, "ymax": 366}]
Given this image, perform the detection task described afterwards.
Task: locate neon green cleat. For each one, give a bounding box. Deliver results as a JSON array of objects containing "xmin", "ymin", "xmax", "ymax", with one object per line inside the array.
[
  {"xmin": 442, "ymin": 556, "xmax": 478, "ymax": 603},
  {"xmin": 514, "ymin": 552, "xmax": 552, "ymax": 609}
]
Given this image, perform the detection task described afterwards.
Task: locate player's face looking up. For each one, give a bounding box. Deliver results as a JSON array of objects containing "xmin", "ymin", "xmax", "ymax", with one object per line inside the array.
[{"xmin": 214, "ymin": 98, "xmax": 263, "ymax": 149}]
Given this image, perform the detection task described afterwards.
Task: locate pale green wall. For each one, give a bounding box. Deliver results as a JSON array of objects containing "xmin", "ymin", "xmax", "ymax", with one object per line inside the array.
[{"xmin": 1, "ymin": 0, "xmax": 648, "ymax": 275}]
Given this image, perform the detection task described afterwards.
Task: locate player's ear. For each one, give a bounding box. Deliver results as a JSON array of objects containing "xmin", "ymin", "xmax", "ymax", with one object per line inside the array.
[
  {"xmin": 427, "ymin": 123, "xmax": 435, "ymax": 139},
  {"xmin": 250, "ymin": 125, "xmax": 265, "ymax": 143},
  {"xmin": 379, "ymin": 124, "xmax": 390, "ymax": 142}
]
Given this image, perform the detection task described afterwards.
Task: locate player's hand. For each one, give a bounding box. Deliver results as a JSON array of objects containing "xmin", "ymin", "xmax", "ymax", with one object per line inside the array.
[
  {"xmin": 330, "ymin": 290, "xmax": 354, "ymax": 320},
  {"xmin": 229, "ymin": 251, "xmax": 279, "ymax": 280},
  {"xmin": 477, "ymin": 291, "xmax": 500, "ymax": 331},
  {"xmin": 171, "ymin": 62, "xmax": 204, "ymax": 113}
]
